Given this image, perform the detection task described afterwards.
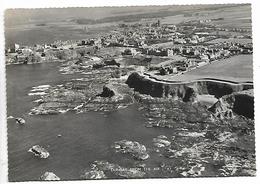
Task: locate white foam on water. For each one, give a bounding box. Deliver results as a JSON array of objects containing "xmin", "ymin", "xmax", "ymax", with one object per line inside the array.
[
  {"xmin": 32, "ymin": 85, "xmax": 51, "ymax": 89},
  {"xmin": 28, "ymin": 92, "xmax": 47, "ymax": 96},
  {"xmin": 33, "ymin": 99, "xmax": 43, "ymax": 103},
  {"xmin": 30, "ymin": 88, "xmax": 49, "ymax": 92},
  {"xmin": 73, "ymin": 103, "xmax": 84, "ymax": 110},
  {"xmin": 7, "ymin": 116, "xmax": 14, "ymax": 119},
  {"xmin": 58, "ymin": 109, "xmax": 70, "ymax": 113}
]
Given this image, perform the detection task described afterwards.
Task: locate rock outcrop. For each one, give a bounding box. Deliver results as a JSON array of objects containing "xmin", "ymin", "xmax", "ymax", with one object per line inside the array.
[
  {"xmin": 126, "ymin": 72, "xmax": 252, "ymax": 101},
  {"xmin": 113, "ymin": 140, "xmax": 149, "ymax": 160},
  {"xmin": 40, "ymin": 172, "xmax": 60, "ymax": 181},
  {"xmin": 29, "ymin": 75, "xmax": 134, "ymax": 115},
  {"xmin": 103, "ymin": 58, "xmax": 120, "ymax": 67},
  {"xmin": 97, "ymin": 85, "xmax": 115, "ymax": 98},
  {"xmin": 134, "ymin": 90, "xmax": 255, "ymax": 177},
  {"xmin": 28, "ymin": 145, "xmax": 49, "ymax": 159},
  {"xmin": 81, "ymin": 170, "xmax": 106, "ymax": 179},
  {"xmin": 208, "ymin": 98, "xmax": 234, "ymax": 119},
  {"xmin": 209, "ymin": 89, "xmax": 254, "ymax": 119},
  {"xmin": 15, "ymin": 118, "xmax": 26, "ymax": 125}
]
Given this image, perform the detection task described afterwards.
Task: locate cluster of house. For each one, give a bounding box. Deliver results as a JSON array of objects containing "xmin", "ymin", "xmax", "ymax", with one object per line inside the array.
[
  {"xmin": 5, "ymin": 39, "xmax": 98, "ymax": 64},
  {"xmin": 127, "ymin": 39, "xmax": 252, "ymax": 59},
  {"xmin": 156, "ymin": 41, "xmax": 253, "ymax": 76},
  {"xmin": 5, "ymin": 44, "xmax": 43, "ymax": 64}
]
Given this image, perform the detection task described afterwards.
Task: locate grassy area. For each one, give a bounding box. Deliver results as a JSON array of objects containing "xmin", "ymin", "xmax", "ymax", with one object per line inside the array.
[
  {"xmin": 150, "ymin": 41, "xmax": 175, "ymax": 48},
  {"xmin": 155, "ymin": 54, "xmax": 253, "ymax": 83},
  {"xmin": 151, "ymin": 55, "xmax": 186, "ymax": 67}
]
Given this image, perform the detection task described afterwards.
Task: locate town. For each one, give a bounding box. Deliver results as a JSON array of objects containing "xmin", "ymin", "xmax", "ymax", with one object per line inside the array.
[{"xmin": 5, "ymin": 18, "xmax": 253, "ymax": 79}]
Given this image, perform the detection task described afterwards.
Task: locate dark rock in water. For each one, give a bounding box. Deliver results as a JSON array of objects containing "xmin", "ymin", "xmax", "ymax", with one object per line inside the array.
[
  {"xmin": 28, "ymin": 145, "xmax": 49, "ymax": 158},
  {"xmin": 81, "ymin": 170, "xmax": 107, "ymax": 179},
  {"xmin": 104, "ymin": 58, "xmax": 120, "ymax": 67},
  {"xmin": 88, "ymin": 160, "xmax": 145, "ymax": 178},
  {"xmin": 92, "ymin": 63, "xmax": 105, "ymax": 69},
  {"xmin": 113, "ymin": 140, "xmax": 149, "ymax": 160},
  {"xmin": 15, "ymin": 117, "xmax": 25, "ymax": 125},
  {"xmin": 97, "ymin": 86, "xmax": 115, "ymax": 98},
  {"xmin": 40, "ymin": 172, "xmax": 60, "ymax": 181}
]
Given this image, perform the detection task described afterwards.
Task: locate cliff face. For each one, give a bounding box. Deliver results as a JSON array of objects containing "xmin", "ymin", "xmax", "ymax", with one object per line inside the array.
[
  {"xmin": 126, "ymin": 72, "xmax": 164, "ymax": 97},
  {"xmin": 209, "ymin": 89, "xmax": 254, "ymax": 119},
  {"xmin": 195, "ymin": 81, "xmax": 244, "ymax": 98},
  {"xmin": 233, "ymin": 93, "xmax": 254, "ymax": 118},
  {"xmin": 126, "ymin": 72, "xmax": 252, "ymax": 102},
  {"xmin": 126, "ymin": 72, "xmax": 196, "ymax": 100},
  {"xmin": 126, "ymin": 72, "xmax": 254, "ymax": 119}
]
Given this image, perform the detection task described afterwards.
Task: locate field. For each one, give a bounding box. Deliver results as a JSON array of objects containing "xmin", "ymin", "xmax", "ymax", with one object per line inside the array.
[
  {"xmin": 154, "ymin": 54, "xmax": 253, "ymax": 83},
  {"xmin": 161, "ymin": 4, "xmax": 252, "ymax": 31},
  {"xmin": 211, "ymin": 5, "xmax": 252, "ymax": 30},
  {"xmin": 5, "ymin": 21, "xmax": 118, "ymax": 47},
  {"xmin": 5, "ymin": 4, "xmax": 251, "ymax": 47}
]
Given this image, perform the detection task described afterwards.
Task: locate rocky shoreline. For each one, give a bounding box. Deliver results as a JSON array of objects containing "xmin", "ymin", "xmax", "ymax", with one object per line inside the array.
[
  {"xmin": 29, "ymin": 71, "xmax": 134, "ymax": 115},
  {"xmin": 129, "ymin": 89, "xmax": 255, "ymax": 177},
  {"xmin": 23, "ymin": 59, "xmax": 255, "ymax": 179}
]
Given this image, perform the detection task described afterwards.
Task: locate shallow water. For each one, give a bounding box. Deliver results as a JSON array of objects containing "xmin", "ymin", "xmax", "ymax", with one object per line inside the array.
[{"xmin": 6, "ymin": 62, "xmax": 174, "ymax": 181}]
